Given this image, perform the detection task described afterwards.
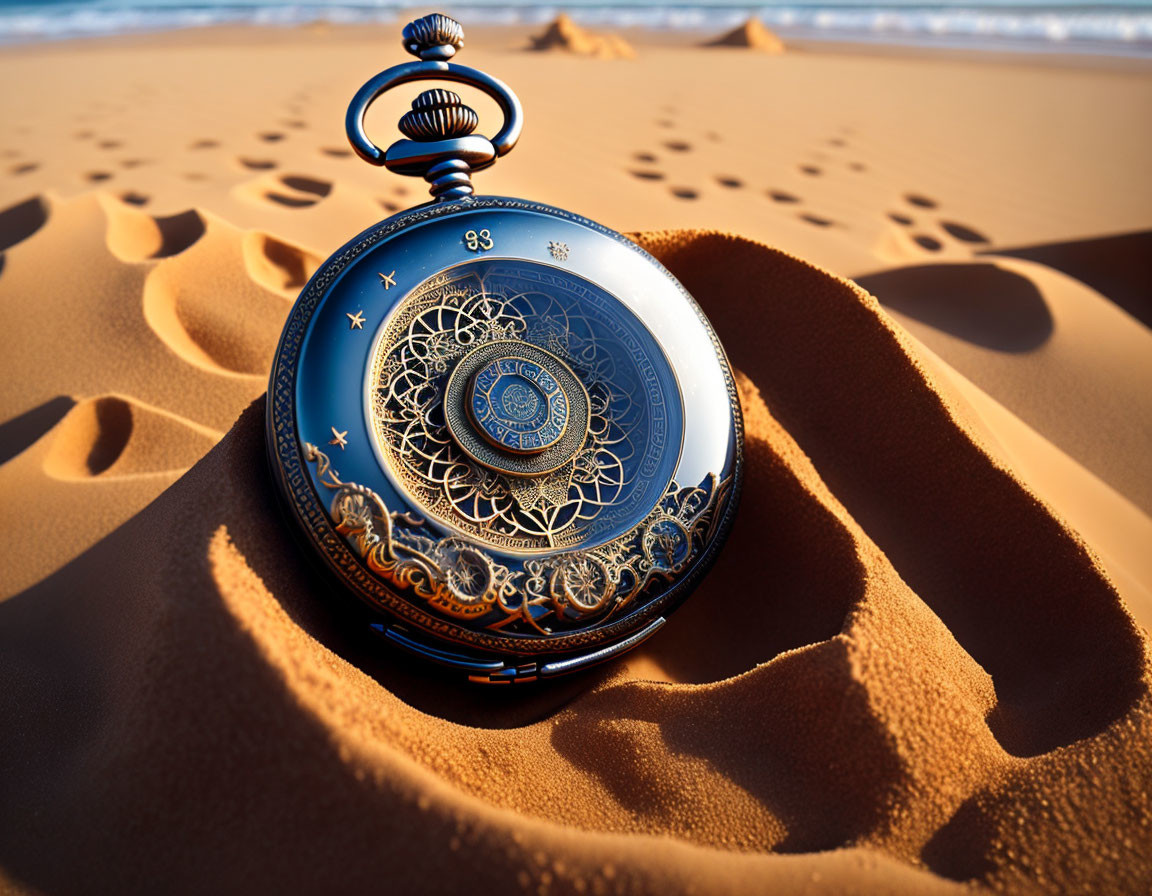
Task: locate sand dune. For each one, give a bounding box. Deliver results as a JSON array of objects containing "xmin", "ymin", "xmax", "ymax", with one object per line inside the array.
[
  {"xmin": 529, "ymin": 14, "xmax": 635, "ymax": 59},
  {"xmin": 0, "ymin": 24, "xmax": 1149, "ymax": 895},
  {"xmin": 705, "ymin": 19, "xmax": 786, "ymax": 53}
]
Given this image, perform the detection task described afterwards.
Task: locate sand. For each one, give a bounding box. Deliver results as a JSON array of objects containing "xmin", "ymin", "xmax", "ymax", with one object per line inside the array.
[{"xmin": 0, "ymin": 22, "xmax": 1150, "ymax": 894}]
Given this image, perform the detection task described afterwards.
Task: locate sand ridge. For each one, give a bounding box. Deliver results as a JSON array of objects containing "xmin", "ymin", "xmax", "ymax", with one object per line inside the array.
[
  {"xmin": 1, "ymin": 231, "xmax": 1148, "ymax": 894},
  {"xmin": 0, "ymin": 24, "xmax": 1150, "ymax": 894}
]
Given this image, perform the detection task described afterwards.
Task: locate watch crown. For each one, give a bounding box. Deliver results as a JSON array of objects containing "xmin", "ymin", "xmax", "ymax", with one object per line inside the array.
[{"xmin": 401, "ymin": 13, "xmax": 465, "ymax": 61}]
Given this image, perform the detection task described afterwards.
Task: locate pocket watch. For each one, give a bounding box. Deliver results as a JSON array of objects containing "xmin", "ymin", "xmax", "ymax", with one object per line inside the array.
[{"xmin": 266, "ymin": 13, "xmax": 743, "ymax": 683}]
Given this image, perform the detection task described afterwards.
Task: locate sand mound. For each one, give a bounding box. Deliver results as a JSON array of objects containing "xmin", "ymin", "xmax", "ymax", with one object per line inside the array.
[
  {"xmin": 242, "ymin": 231, "xmax": 322, "ymax": 294},
  {"xmin": 706, "ymin": 18, "xmax": 786, "ymax": 52},
  {"xmin": 529, "ymin": 14, "xmax": 635, "ymax": 60},
  {"xmin": 1, "ymin": 26, "xmax": 1150, "ymax": 894},
  {"xmin": 0, "ymin": 230, "xmax": 1148, "ymax": 894}
]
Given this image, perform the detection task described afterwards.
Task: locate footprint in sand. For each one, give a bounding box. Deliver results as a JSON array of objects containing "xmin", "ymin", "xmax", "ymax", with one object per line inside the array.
[
  {"xmin": 42, "ymin": 394, "xmax": 219, "ymax": 479},
  {"xmin": 242, "ymin": 232, "xmax": 322, "ymax": 293},
  {"xmin": 0, "ymin": 195, "xmax": 49, "ymax": 252},
  {"xmin": 799, "ymin": 165, "xmax": 822, "ymax": 177},
  {"xmin": 237, "ymin": 172, "xmax": 333, "ymax": 209},
  {"xmin": 800, "ymin": 213, "xmax": 835, "ymax": 228},
  {"xmin": 669, "ymin": 186, "xmax": 698, "ymax": 200},
  {"xmin": 10, "ymin": 163, "xmax": 39, "ymax": 176},
  {"xmin": 633, "ymin": 151, "xmax": 657, "ymax": 163},
  {"xmin": 239, "ymin": 157, "xmax": 278, "ymax": 171},
  {"xmin": 885, "ymin": 196, "xmax": 991, "ymax": 254},
  {"xmin": 281, "ymin": 175, "xmax": 331, "ymax": 197},
  {"xmin": 44, "ymin": 395, "xmax": 133, "ymax": 477},
  {"xmin": 190, "ymin": 139, "xmax": 219, "ymax": 150},
  {"xmin": 629, "ymin": 169, "xmax": 665, "ymax": 182},
  {"xmin": 98, "ymin": 140, "xmax": 122, "ymax": 150},
  {"xmin": 259, "ymin": 132, "xmax": 286, "ymax": 143},
  {"xmin": 150, "ymin": 257, "xmax": 293, "ymax": 374},
  {"xmin": 320, "ymin": 147, "xmax": 352, "ymax": 158},
  {"xmin": 282, "ymin": 119, "xmax": 308, "ymax": 130},
  {"xmin": 119, "ymin": 191, "xmax": 149, "ymax": 207},
  {"xmin": 904, "ymin": 192, "xmax": 938, "ymax": 209},
  {"xmin": 266, "ymin": 174, "xmax": 331, "ymax": 208},
  {"xmin": 940, "ymin": 221, "xmax": 990, "ymax": 244},
  {"xmin": 86, "ymin": 171, "xmax": 113, "ymax": 183},
  {"xmin": 663, "ymin": 140, "xmax": 692, "ymax": 153},
  {"xmin": 767, "ymin": 189, "xmax": 800, "ymax": 204},
  {"xmin": 120, "ymin": 158, "xmax": 147, "ymax": 169},
  {"xmin": 716, "ymin": 176, "xmax": 743, "ymax": 189},
  {"xmin": 104, "ymin": 202, "xmax": 206, "ymax": 261}
]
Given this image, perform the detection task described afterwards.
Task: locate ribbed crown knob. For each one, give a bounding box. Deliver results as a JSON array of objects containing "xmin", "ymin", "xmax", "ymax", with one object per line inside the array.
[
  {"xmin": 402, "ymin": 13, "xmax": 465, "ymax": 61},
  {"xmin": 399, "ymin": 89, "xmax": 479, "ymax": 142}
]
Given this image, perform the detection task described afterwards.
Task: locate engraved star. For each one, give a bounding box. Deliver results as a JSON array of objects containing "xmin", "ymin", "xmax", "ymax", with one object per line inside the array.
[
  {"xmin": 378, "ymin": 270, "xmax": 396, "ymax": 290},
  {"xmin": 346, "ymin": 310, "xmax": 365, "ymax": 330},
  {"xmin": 329, "ymin": 427, "xmax": 349, "ymax": 450}
]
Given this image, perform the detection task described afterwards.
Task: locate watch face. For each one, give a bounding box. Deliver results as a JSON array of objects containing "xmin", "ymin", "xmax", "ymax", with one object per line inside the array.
[{"xmin": 267, "ymin": 196, "xmax": 742, "ymax": 680}]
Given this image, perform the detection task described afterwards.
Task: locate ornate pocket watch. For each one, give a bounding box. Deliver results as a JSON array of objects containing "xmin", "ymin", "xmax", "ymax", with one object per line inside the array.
[{"xmin": 266, "ymin": 14, "xmax": 742, "ymax": 683}]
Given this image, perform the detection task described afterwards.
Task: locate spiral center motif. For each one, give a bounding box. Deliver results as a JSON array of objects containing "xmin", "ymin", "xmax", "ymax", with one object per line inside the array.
[
  {"xmin": 445, "ymin": 341, "xmax": 587, "ymax": 475},
  {"xmin": 501, "ymin": 383, "xmax": 538, "ymax": 420},
  {"xmin": 467, "ymin": 356, "xmax": 568, "ymax": 453},
  {"xmin": 368, "ymin": 258, "xmax": 684, "ymax": 551}
]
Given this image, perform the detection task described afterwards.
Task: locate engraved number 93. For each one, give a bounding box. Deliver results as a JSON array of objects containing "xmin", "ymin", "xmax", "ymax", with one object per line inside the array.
[{"xmin": 464, "ymin": 229, "xmax": 494, "ymax": 252}]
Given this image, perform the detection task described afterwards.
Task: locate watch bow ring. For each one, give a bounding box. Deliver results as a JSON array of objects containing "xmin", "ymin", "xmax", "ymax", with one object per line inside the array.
[{"xmin": 266, "ymin": 13, "xmax": 743, "ymax": 683}]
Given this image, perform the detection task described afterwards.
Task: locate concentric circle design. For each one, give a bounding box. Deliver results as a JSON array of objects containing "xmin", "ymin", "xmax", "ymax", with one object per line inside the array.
[
  {"xmin": 366, "ymin": 258, "xmax": 689, "ymax": 552},
  {"xmin": 468, "ymin": 355, "xmax": 568, "ymax": 454},
  {"xmin": 444, "ymin": 340, "xmax": 589, "ymax": 477}
]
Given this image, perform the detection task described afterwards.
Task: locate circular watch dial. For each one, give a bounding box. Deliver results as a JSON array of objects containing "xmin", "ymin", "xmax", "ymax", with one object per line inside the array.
[{"xmin": 368, "ymin": 258, "xmax": 682, "ymax": 552}]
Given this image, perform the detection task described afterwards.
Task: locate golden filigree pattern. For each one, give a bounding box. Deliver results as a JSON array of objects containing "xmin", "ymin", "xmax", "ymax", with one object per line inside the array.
[
  {"xmin": 304, "ymin": 442, "xmax": 731, "ymax": 634},
  {"xmin": 369, "ymin": 261, "xmax": 674, "ymax": 551}
]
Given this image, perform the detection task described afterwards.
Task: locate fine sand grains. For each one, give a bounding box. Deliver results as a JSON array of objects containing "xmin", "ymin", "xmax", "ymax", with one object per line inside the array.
[{"xmin": 0, "ymin": 24, "xmax": 1150, "ymax": 895}]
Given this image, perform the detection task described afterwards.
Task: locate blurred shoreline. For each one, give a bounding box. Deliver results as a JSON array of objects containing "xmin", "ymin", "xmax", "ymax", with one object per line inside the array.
[
  {"xmin": 1, "ymin": 1, "xmax": 1151, "ymax": 57},
  {"xmin": 4, "ymin": 19, "xmax": 1152, "ymax": 76}
]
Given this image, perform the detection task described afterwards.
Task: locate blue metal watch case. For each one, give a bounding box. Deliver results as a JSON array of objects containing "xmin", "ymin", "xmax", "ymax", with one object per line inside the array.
[{"xmin": 267, "ymin": 196, "xmax": 742, "ymax": 682}]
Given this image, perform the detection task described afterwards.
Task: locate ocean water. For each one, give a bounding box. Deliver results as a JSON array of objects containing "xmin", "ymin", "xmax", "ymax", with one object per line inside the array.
[{"xmin": 0, "ymin": 0, "xmax": 1149, "ymax": 55}]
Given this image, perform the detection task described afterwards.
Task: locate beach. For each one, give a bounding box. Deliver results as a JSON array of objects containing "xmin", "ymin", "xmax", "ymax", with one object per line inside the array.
[{"xmin": 0, "ymin": 19, "xmax": 1149, "ymax": 894}]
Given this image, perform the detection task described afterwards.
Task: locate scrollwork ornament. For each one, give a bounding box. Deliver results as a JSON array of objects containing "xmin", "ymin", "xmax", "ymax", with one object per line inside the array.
[{"xmin": 303, "ymin": 443, "xmax": 732, "ymax": 635}]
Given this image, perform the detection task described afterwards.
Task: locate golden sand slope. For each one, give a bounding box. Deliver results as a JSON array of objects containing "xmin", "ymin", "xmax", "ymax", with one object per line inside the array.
[
  {"xmin": 529, "ymin": 14, "xmax": 636, "ymax": 60},
  {"xmin": 1, "ymin": 231, "xmax": 1148, "ymax": 894},
  {"xmin": 0, "ymin": 25, "xmax": 1150, "ymax": 894},
  {"xmin": 705, "ymin": 19, "xmax": 787, "ymax": 53}
]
